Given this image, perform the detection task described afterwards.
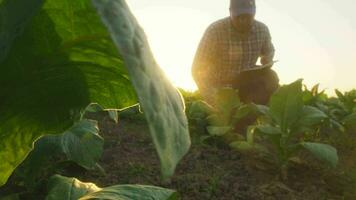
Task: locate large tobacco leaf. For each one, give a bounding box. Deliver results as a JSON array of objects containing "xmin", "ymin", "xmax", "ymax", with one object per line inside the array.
[
  {"xmin": 80, "ymin": 185, "xmax": 177, "ymax": 200},
  {"xmin": 91, "ymin": 0, "xmax": 191, "ymax": 179},
  {"xmin": 46, "ymin": 175, "xmax": 177, "ymax": 200},
  {"xmin": 0, "ymin": 0, "xmax": 137, "ymax": 186},
  {"xmin": 269, "ymin": 79, "xmax": 304, "ymax": 133},
  {"xmin": 0, "ymin": 0, "xmax": 191, "ymax": 186},
  {"xmin": 0, "ymin": 0, "xmax": 44, "ymax": 62}
]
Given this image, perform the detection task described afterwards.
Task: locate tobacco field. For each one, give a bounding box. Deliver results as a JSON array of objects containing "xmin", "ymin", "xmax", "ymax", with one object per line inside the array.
[{"xmin": 0, "ymin": 0, "xmax": 355, "ymax": 199}]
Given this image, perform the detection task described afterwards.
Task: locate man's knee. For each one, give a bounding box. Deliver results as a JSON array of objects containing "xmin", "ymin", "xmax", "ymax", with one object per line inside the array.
[{"xmin": 237, "ymin": 68, "xmax": 279, "ymax": 105}]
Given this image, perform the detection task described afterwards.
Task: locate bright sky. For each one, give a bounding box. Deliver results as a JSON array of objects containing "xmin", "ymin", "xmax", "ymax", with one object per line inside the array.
[{"xmin": 126, "ymin": 0, "xmax": 356, "ymax": 94}]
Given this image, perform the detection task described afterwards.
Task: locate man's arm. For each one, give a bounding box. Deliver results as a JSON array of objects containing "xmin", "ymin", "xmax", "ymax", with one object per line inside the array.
[
  {"xmin": 191, "ymin": 26, "xmax": 218, "ymax": 100},
  {"xmin": 260, "ymin": 26, "xmax": 275, "ymax": 67}
]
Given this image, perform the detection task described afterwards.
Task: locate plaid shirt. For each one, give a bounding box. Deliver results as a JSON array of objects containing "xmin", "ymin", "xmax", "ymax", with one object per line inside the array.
[{"xmin": 192, "ymin": 17, "xmax": 275, "ymax": 93}]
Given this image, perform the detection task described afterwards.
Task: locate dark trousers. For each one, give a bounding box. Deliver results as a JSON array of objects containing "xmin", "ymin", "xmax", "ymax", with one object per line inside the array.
[
  {"xmin": 233, "ymin": 67, "xmax": 279, "ymax": 133},
  {"xmin": 233, "ymin": 67, "xmax": 279, "ymax": 105}
]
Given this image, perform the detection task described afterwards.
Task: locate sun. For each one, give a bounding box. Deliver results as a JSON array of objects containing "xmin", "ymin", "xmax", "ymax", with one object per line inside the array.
[{"xmin": 132, "ymin": 6, "xmax": 216, "ymax": 91}]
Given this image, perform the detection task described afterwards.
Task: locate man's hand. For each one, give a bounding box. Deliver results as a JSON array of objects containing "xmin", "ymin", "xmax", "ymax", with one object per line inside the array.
[
  {"xmin": 258, "ymin": 60, "xmax": 278, "ymax": 68},
  {"xmin": 260, "ymin": 56, "xmax": 270, "ymax": 66}
]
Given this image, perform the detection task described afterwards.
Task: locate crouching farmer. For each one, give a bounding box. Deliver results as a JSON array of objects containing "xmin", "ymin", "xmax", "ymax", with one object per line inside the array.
[{"xmin": 192, "ymin": 0, "xmax": 279, "ymax": 131}]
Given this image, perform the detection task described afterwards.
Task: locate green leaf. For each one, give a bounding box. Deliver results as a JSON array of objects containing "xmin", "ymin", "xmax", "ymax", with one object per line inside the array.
[
  {"xmin": 0, "ymin": 0, "xmax": 138, "ymax": 186},
  {"xmin": 230, "ymin": 141, "xmax": 254, "ymax": 152},
  {"xmin": 84, "ymin": 103, "xmax": 106, "ymax": 113},
  {"xmin": 301, "ymin": 142, "xmax": 338, "ymax": 168},
  {"xmin": 207, "ymin": 113, "xmax": 231, "ymax": 127},
  {"xmin": 246, "ymin": 126, "xmax": 255, "ymax": 144},
  {"xmin": 335, "ymin": 89, "xmax": 344, "ymax": 100},
  {"xmin": 46, "ymin": 175, "xmax": 100, "ymax": 200},
  {"xmin": 230, "ymin": 141, "xmax": 267, "ymax": 153},
  {"xmin": 311, "ymin": 84, "xmax": 320, "ymax": 96},
  {"xmin": 108, "ymin": 110, "xmax": 119, "ymax": 124},
  {"xmin": 296, "ymin": 106, "xmax": 327, "ymax": 127},
  {"xmin": 213, "ymin": 88, "xmax": 241, "ymax": 113},
  {"xmin": 302, "ymin": 91, "xmax": 313, "ymax": 104},
  {"xmin": 254, "ymin": 125, "xmax": 282, "ymax": 148},
  {"xmin": 232, "ymin": 104, "xmax": 253, "ymax": 122},
  {"xmin": 61, "ymin": 120, "xmax": 103, "ymax": 169},
  {"xmin": 343, "ymin": 113, "xmax": 356, "ymax": 125},
  {"xmin": 80, "ymin": 185, "xmax": 177, "ymax": 200},
  {"xmin": 46, "ymin": 175, "xmax": 177, "ymax": 200},
  {"xmin": 16, "ymin": 119, "xmax": 103, "ymax": 188},
  {"xmin": 329, "ymin": 119, "xmax": 345, "ymax": 132},
  {"xmin": 0, "ymin": 0, "xmax": 44, "ymax": 62},
  {"xmin": 188, "ymin": 100, "xmax": 215, "ymax": 119},
  {"xmin": 269, "ymin": 79, "xmax": 304, "ymax": 132},
  {"xmin": 252, "ymin": 104, "xmax": 270, "ymax": 116},
  {"xmin": 302, "ymin": 84, "xmax": 327, "ymax": 105},
  {"xmin": 0, "ymin": 193, "xmax": 21, "ymax": 200},
  {"xmin": 91, "ymin": 0, "xmax": 191, "ymax": 179},
  {"xmin": 84, "ymin": 103, "xmax": 119, "ymax": 123},
  {"xmin": 255, "ymin": 125, "xmax": 282, "ymax": 135},
  {"xmin": 207, "ymin": 126, "xmax": 231, "ymax": 136}
]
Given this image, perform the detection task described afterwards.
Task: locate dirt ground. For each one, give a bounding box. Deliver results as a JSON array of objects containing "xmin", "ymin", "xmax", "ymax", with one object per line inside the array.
[{"xmin": 75, "ymin": 113, "xmax": 356, "ymax": 200}]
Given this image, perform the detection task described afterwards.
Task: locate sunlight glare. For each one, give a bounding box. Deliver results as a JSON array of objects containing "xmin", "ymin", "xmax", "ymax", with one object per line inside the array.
[
  {"xmin": 134, "ymin": 6, "xmax": 215, "ymax": 91},
  {"xmin": 129, "ymin": 1, "xmax": 356, "ymax": 95}
]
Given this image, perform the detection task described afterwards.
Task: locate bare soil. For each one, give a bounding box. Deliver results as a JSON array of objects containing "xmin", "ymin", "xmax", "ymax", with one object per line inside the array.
[{"xmin": 76, "ymin": 114, "xmax": 356, "ymax": 200}]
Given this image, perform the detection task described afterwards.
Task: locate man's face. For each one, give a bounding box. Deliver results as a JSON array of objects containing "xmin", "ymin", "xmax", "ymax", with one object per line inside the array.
[{"xmin": 230, "ymin": 13, "xmax": 255, "ymax": 33}]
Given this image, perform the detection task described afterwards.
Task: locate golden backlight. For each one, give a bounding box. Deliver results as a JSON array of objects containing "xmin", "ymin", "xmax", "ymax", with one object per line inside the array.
[{"xmin": 129, "ymin": 1, "xmax": 356, "ymax": 95}]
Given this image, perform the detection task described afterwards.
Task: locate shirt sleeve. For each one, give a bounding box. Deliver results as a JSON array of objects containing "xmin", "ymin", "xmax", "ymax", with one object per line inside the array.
[
  {"xmin": 191, "ymin": 25, "xmax": 219, "ymax": 94},
  {"xmin": 260, "ymin": 26, "xmax": 275, "ymax": 66}
]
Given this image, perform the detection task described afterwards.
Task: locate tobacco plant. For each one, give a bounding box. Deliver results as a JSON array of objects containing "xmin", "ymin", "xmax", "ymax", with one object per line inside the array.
[
  {"xmin": 251, "ymin": 80, "xmax": 338, "ymax": 175},
  {"xmin": 188, "ymin": 88, "xmax": 256, "ymax": 145}
]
